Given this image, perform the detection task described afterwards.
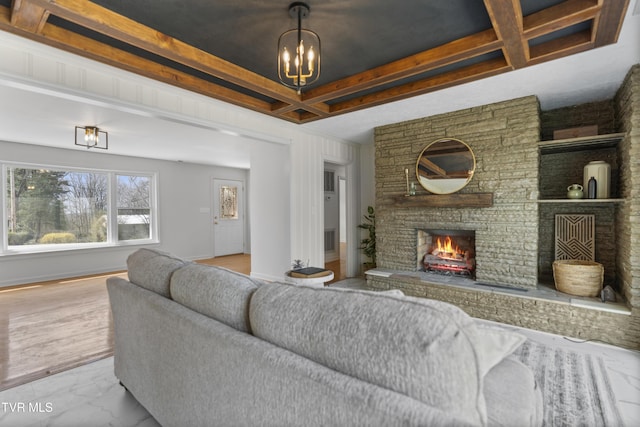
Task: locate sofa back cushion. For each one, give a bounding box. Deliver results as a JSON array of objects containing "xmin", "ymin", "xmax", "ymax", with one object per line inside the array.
[
  {"xmin": 170, "ymin": 264, "xmax": 263, "ymax": 333},
  {"xmin": 127, "ymin": 248, "xmax": 189, "ymax": 297},
  {"xmin": 250, "ymin": 282, "xmax": 525, "ymax": 426}
]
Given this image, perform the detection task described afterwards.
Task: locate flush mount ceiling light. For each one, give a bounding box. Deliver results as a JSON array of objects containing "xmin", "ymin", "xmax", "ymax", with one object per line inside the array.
[
  {"xmin": 278, "ymin": 2, "xmax": 320, "ymax": 94},
  {"xmin": 75, "ymin": 125, "xmax": 108, "ymax": 150}
]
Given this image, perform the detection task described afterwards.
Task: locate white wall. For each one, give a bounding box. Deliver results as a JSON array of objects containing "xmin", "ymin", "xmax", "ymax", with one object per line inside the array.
[
  {"xmin": 0, "ymin": 30, "xmax": 362, "ymax": 285},
  {"xmin": 0, "ymin": 140, "xmax": 248, "ymax": 287},
  {"xmin": 359, "ymin": 142, "xmax": 376, "ymax": 212},
  {"xmin": 248, "ymin": 141, "xmax": 291, "ymax": 281},
  {"xmin": 357, "ymin": 142, "xmax": 376, "ymax": 269},
  {"xmin": 290, "ymin": 135, "xmax": 360, "ymax": 276}
]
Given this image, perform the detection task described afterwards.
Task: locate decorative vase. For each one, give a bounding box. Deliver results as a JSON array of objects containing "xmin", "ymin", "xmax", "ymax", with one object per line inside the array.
[
  {"xmin": 567, "ymin": 184, "xmax": 583, "ymax": 199},
  {"xmin": 583, "ymin": 161, "xmax": 610, "ymax": 199},
  {"xmin": 587, "ymin": 177, "xmax": 597, "ymax": 199}
]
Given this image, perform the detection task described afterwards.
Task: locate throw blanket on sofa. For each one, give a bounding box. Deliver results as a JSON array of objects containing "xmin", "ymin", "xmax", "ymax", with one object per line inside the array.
[{"xmin": 514, "ymin": 339, "xmax": 623, "ymax": 426}]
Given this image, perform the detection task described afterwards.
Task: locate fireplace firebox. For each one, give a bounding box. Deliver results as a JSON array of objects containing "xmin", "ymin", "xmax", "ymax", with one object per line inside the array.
[{"xmin": 417, "ymin": 229, "xmax": 476, "ymax": 277}]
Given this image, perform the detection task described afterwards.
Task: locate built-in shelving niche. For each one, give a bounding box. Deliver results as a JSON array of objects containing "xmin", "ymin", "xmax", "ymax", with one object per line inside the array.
[
  {"xmin": 538, "ymin": 133, "xmax": 623, "ymax": 201},
  {"xmin": 537, "ymin": 133, "xmax": 624, "ymax": 288}
]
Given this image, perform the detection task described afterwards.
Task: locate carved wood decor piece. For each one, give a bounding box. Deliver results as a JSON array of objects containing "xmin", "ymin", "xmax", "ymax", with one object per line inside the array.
[{"xmin": 555, "ymin": 214, "xmax": 595, "ymax": 261}]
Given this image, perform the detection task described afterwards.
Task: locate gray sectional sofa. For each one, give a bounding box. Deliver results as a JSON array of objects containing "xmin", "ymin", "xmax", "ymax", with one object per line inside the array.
[{"xmin": 106, "ymin": 248, "xmax": 542, "ymax": 427}]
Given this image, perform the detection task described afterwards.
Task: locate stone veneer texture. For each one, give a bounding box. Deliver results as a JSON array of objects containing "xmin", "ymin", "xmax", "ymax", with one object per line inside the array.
[
  {"xmin": 370, "ymin": 65, "xmax": 640, "ymax": 350},
  {"xmin": 374, "ymin": 96, "xmax": 540, "ymax": 289},
  {"xmin": 540, "ymin": 99, "xmax": 616, "ymax": 140},
  {"xmin": 367, "ymin": 275, "xmax": 639, "ymax": 351},
  {"xmin": 615, "ymin": 64, "xmax": 640, "ymax": 309}
]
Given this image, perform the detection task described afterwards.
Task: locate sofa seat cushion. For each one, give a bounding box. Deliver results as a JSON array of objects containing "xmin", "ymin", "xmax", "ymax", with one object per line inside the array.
[
  {"xmin": 126, "ymin": 248, "xmax": 189, "ymax": 297},
  {"xmin": 170, "ymin": 264, "xmax": 263, "ymax": 333},
  {"xmin": 250, "ymin": 282, "xmax": 526, "ymax": 426},
  {"xmin": 484, "ymin": 355, "xmax": 543, "ymax": 427}
]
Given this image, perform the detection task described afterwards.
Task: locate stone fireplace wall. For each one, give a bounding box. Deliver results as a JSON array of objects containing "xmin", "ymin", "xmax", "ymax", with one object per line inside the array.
[
  {"xmin": 370, "ymin": 66, "xmax": 639, "ymax": 350},
  {"xmin": 615, "ymin": 65, "xmax": 640, "ymax": 309},
  {"xmin": 374, "ymin": 96, "xmax": 540, "ymax": 289}
]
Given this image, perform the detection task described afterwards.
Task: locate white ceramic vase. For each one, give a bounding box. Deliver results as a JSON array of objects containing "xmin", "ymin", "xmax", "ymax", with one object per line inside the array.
[{"xmin": 583, "ymin": 161, "xmax": 610, "ymax": 199}]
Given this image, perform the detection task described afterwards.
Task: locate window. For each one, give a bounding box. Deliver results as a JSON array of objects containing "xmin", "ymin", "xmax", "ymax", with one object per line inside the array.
[
  {"xmin": 219, "ymin": 185, "xmax": 238, "ymax": 220},
  {"xmin": 117, "ymin": 174, "xmax": 152, "ymax": 240},
  {"xmin": 3, "ymin": 164, "xmax": 156, "ymax": 253}
]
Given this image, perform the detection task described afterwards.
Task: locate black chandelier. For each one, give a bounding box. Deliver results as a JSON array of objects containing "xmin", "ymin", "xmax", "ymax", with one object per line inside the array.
[{"xmin": 277, "ymin": 2, "xmax": 321, "ymax": 94}]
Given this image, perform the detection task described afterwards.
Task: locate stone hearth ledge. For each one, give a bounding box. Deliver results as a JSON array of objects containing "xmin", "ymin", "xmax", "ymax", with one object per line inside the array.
[{"xmin": 365, "ymin": 268, "xmax": 630, "ymax": 316}]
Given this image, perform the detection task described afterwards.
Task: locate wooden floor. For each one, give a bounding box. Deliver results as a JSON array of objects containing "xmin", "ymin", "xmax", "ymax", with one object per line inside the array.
[
  {"xmin": 325, "ymin": 242, "xmax": 348, "ymax": 283},
  {"xmin": 199, "ymin": 253, "xmax": 346, "ymax": 283},
  {"xmin": 0, "ymin": 272, "xmax": 122, "ymax": 391},
  {"xmin": 196, "ymin": 253, "xmax": 251, "ymax": 275},
  {"xmin": 0, "ymin": 253, "xmax": 345, "ymax": 391}
]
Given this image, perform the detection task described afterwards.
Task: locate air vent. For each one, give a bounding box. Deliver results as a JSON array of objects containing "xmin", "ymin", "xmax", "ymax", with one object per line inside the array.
[
  {"xmin": 324, "ymin": 229, "xmax": 336, "ymax": 252},
  {"xmin": 324, "ymin": 170, "xmax": 335, "ymax": 192}
]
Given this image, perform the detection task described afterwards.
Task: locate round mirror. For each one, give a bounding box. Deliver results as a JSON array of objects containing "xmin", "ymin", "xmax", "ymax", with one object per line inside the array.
[{"xmin": 416, "ymin": 138, "xmax": 475, "ymax": 194}]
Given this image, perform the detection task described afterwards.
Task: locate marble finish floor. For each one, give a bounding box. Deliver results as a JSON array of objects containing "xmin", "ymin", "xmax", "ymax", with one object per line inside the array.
[{"xmin": 0, "ymin": 356, "xmax": 159, "ymax": 427}]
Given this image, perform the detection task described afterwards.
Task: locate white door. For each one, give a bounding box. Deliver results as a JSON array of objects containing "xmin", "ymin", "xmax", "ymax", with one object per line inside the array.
[{"xmin": 213, "ymin": 179, "xmax": 244, "ymax": 256}]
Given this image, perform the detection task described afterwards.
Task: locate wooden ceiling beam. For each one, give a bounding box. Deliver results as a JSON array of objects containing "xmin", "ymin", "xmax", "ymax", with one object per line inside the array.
[
  {"xmin": 528, "ymin": 29, "xmax": 594, "ymax": 64},
  {"xmin": 40, "ymin": 27, "xmax": 277, "ymax": 115},
  {"xmin": 594, "ymin": 0, "xmax": 630, "ymax": 46},
  {"xmin": 328, "ymin": 58, "xmax": 511, "ymax": 117},
  {"xmin": 2, "ymin": 2, "xmax": 327, "ymax": 123},
  {"xmin": 0, "ymin": 1, "xmax": 630, "ymax": 125},
  {"xmin": 270, "ymin": 99, "xmax": 331, "ymax": 117},
  {"xmin": 0, "ymin": 7, "xmax": 288, "ymax": 120},
  {"xmin": 278, "ymin": 110, "xmax": 305, "ymax": 122},
  {"xmin": 301, "ymin": 29, "xmax": 502, "ymax": 104},
  {"xmin": 483, "ymin": 0, "xmax": 528, "ymax": 68},
  {"xmin": 10, "ymin": 0, "xmax": 48, "ymax": 33},
  {"xmin": 418, "ymin": 157, "xmax": 447, "ymax": 177},
  {"xmin": 523, "ymin": 0, "xmax": 600, "ymax": 40},
  {"xmin": 298, "ymin": 111, "xmax": 323, "ymax": 123},
  {"xmin": 27, "ymin": 0, "xmax": 335, "ymax": 119},
  {"xmin": 25, "ymin": 0, "xmax": 305, "ymax": 106}
]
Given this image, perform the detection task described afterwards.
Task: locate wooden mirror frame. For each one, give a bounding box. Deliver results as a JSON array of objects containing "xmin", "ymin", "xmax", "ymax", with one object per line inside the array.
[{"xmin": 416, "ymin": 138, "xmax": 475, "ymax": 194}]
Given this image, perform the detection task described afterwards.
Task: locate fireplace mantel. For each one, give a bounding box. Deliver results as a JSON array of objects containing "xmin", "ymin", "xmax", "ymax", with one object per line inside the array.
[{"xmin": 392, "ymin": 193, "xmax": 493, "ymax": 208}]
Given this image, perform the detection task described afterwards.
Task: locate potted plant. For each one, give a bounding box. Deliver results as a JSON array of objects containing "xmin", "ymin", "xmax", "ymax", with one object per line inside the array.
[{"xmin": 357, "ymin": 205, "xmax": 376, "ymax": 270}]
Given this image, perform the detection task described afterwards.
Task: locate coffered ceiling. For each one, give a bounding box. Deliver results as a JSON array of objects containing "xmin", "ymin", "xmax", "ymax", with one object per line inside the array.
[{"xmin": 0, "ymin": 0, "xmax": 631, "ymax": 125}]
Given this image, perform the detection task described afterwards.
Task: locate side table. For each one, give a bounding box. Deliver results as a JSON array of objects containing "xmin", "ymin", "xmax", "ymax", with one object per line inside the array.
[{"xmin": 284, "ymin": 269, "xmax": 334, "ymax": 287}]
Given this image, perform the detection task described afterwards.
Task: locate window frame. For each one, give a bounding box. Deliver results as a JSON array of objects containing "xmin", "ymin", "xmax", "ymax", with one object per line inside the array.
[{"xmin": 1, "ymin": 161, "xmax": 158, "ymax": 256}]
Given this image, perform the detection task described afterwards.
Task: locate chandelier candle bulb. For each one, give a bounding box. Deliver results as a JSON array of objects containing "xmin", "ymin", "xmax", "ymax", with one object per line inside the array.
[
  {"xmin": 283, "ymin": 48, "xmax": 290, "ymax": 74},
  {"xmin": 277, "ymin": 2, "xmax": 320, "ymax": 93}
]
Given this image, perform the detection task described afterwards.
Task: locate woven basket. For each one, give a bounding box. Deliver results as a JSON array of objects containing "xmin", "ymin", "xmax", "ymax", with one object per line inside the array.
[{"xmin": 552, "ymin": 260, "xmax": 604, "ymax": 297}]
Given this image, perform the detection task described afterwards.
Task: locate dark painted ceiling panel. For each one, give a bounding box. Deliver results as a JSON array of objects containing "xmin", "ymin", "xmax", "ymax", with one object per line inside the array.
[
  {"xmin": 91, "ymin": 0, "xmax": 493, "ymax": 84},
  {"xmin": 0, "ymin": 0, "xmax": 630, "ymax": 123}
]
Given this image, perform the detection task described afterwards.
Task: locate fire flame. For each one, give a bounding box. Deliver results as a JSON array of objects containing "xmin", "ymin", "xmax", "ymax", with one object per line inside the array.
[{"xmin": 435, "ymin": 236, "xmax": 463, "ymax": 256}]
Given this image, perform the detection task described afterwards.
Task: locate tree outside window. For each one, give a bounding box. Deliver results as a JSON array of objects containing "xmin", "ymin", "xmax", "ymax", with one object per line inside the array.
[
  {"xmin": 117, "ymin": 174, "xmax": 151, "ymax": 241},
  {"xmin": 5, "ymin": 166, "xmax": 154, "ymax": 248}
]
